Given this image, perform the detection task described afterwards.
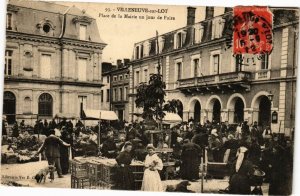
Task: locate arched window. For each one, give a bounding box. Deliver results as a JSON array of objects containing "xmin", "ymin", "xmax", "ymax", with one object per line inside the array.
[
  {"xmin": 3, "ymin": 91, "xmax": 16, "ymax": 124},
  {"xmin": 38, "ymin": 93, "xmax": 53, "ymax": 116}
]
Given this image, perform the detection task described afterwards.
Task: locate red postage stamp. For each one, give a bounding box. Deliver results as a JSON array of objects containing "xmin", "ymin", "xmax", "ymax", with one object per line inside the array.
[{"xmin": 233, "ymin": 6, "xmax": 273, "ymax": 54}]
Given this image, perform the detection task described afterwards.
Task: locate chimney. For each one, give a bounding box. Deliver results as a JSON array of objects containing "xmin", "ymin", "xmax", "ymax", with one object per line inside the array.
[
  {"xmin": 123, "ymin": 58, "xmax": 130, "ymax": 66},
  {"xmin": 117, "ymin": 59, "xmax": 122, "ymax": 68},
  {"xmin": 187, "ymin": 7, "xmax": 196, "ymax": 25},
  {"xmin": 205, "ymin": 6, "xmax": 214, "ymax": 20},
  {"xmin": 224, "ymin": 7, "xmax": 233, "ymax": 13}
]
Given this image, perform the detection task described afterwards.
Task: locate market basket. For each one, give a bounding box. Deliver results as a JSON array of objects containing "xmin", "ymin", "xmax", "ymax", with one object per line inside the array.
[
  {"xmin": 101, "ymin": 164, "xmax": 116, "ymax": 183},
  {"xmin": 70, "ymin": 159, "xmax": 89, "ymax": 178},
  {"xmin": 71, "ymin": 175, "xmax": 90, "ymax": 189},
  {"xmin": 90, "ymin": 180, "xmax": 115, "ymax": 190},
  {"xmin": 88, "ymin": 159, "xmax": 117, "ymax": 186},
  {"xmin": 88, "ymin": 161, "xmax": 101, "ymax": 186},
  {"xmin": 131, "ymin": 162, "xmax": 144, "ymax": 190}
]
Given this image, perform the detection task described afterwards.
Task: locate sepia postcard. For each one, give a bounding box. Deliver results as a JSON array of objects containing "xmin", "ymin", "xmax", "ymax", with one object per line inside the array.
[{"xmin": 0, "ymin": 0, "xmax": 299, "ymax": 195}]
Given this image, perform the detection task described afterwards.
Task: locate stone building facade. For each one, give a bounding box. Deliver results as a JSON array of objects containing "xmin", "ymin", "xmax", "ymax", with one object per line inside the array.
[
  {"xmin": 100, "ymin": 64, "xmax": 113, "ymax": 111},
  {"xmin": 3, "ymin": 0, "xmax": 106, "ymax": 125},
  {"xmin": 128, "ymin": 6, "xmax": 299, "ymax": 136},
  {"xmin": 110, "ymin": 59, "xmax": 130, "ymax": 122}
]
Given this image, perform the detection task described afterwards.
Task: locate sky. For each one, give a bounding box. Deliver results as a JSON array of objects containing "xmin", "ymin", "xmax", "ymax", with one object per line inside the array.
[{"xmin": 56, "ymin": 1, "xmax": 225, "ymax": 64}]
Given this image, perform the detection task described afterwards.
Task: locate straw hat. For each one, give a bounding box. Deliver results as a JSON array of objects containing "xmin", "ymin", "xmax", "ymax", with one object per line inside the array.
[{"xmin": 146, "ymin": 144, "xmax": 155, "ymax": 150}]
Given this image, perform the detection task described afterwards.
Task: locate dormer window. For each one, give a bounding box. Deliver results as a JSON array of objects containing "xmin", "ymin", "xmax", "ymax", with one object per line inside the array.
[
  {"xmin": 36, "ymin": 18, "xmax": 56, "ymax": 36},
  {"xmin": 135, "ymin": 46, "xmax": 140, "ymax": 59},
  {"xmin": 194, "ymin": 23, "xmax": 204, "ymax": 44},
  {"xmin": 79, "ymin": 24, "xmax": 87, "ymax": 40},
  {"xmin": 177, "ymin": 33, "xmax": 182, "ymax": 48},
  {"xmin": 140, "ymin": 44, "xmax": 144, "ymax": 58},
  {"xmin": 174, "ymin": 30, "xmax": 187, "ymax": 49},
  {"xmin": 212, "ymin": 17, "xmax": 225, "ymax": 39},
  {"xmin": 156, "ymin": 36, "xmax": 165, "ymax": 54},
  {"xmin": 143, "ymin": 41, "xmax": 150, "ymax": 57},
  {"xmin": 43, "ymin": 24, "xmax": 51, "ymax": 33}
]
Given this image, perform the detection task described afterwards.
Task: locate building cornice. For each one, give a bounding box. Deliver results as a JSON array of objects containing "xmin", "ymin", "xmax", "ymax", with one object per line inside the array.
[
  {"xmin": 7, "ymin": 4, "xmax": 20, "ymax": 12},
  {"xmin": 129, "ymin": 37, "xmax": 228, "ymax": 66},
  {"xmin": 6, "ymin": 31, "xmax": 59, "ymax": 45},
  {"xmin": 60, "ymin": 38, "xmax": 106, "ymax": 50},
  {"xmin": 72, "ymin": 16, "xmax": 93, "ymax": 24},
  {"xmin": 6, "ymin": 31, "xmax": 107, "ymax": 50},
  {"xmin": 4, "ymin": 76, "xmax": 104, "ymax": 88}
]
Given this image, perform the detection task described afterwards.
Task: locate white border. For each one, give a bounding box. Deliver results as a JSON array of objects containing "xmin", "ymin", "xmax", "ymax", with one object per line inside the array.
[{"xmin": 0, "ymin": 1, "xmax": 300, "ymax": 196}]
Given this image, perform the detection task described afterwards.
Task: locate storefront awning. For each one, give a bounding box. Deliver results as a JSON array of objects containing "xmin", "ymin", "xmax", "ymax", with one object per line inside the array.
[
  {"xmin": 162, "ymin": 112, "xmax": 182, "ymax": 123},
  {"xmin": 55, "ymin": 113, "xmax": 79, "ymax": 119},
  {"xmin": 82, "ymin": 109, "xmax": 118, "ymax": 121}
]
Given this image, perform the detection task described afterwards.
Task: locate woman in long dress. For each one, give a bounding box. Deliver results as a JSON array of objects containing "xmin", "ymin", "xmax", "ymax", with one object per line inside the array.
[
  {"xmin": 229, "ymin": 145, "xmax": 254, "ymax": 194},
  {"xmin": 115, "ymin": 142, "xmax": 135, "ymax": 190},
  {"xmin": 141, "ymin": 144, "xmax": 163, "ymax": 192}
]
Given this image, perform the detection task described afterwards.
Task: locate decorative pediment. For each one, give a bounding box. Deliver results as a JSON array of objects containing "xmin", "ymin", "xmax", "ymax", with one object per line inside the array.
[
  {"xmin": 73, "ymin": 49, "xmax": 93, "ymax": 60},
  {"xmin": 7, "ymin": 4, "xmax": 19, "ymax": 12},
  {"xmin": 72, "ymin": 16, "xmax": 93, "ymax": 24}
]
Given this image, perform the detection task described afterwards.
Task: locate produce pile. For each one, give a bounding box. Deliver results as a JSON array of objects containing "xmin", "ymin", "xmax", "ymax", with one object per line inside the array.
[{"xmin": 1, "ymin": 132, "xmax": 41, "ymax": 164}]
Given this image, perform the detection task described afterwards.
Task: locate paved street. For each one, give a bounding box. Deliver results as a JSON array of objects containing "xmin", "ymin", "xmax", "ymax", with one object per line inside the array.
[{"xmin": 0, "ymin": 161, "xmax": 269, "ymax": 194}]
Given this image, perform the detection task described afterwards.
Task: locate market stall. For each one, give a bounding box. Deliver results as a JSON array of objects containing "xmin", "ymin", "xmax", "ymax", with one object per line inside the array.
[{"xmin": 55, "ymin": 113, "xmax": 79, "ymax": 120}]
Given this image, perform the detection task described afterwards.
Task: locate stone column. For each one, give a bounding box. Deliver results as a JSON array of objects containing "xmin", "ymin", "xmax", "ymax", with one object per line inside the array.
[
  {"xmin": 98, "ymin": 52, "xmax": 102, "ymax": 81},
  {"xmin": 221, "ymin": 109, "xmax": 228, "ymax": 122},
  {"xmin": 228, "ymin": 109, "xmax": 234, "ymax": 124},
  {"xmin": 55, "ymin": 48, "xmax": 60, "ymax": 79},
  {"xmin": 251, "ymin": 108, "xmax": 259, "ymax": 125},
  {"xmin": 62, "ymin": 91, "xmax": 69, "ymax": 114},
  {"xmin": 206, "ymin": 109, "xmax": 213, "ymax": 122},
  {"xmin": 244, "ymin": 108, "xmax": 253, "ymax": 124},
  {"xmin": 201, "ymin": 109, "xmax": 208, "ymax": 125},
  {"xmin": 18, "ymin": 44, "xmax": 24, "ymax": 76},
  {"xmin": 165, "ymin": 56, "xmax": 170, "ymax": 90},
  {"xmin": 182, "ymin": 110, "xmax": 189, "ymax": 122},
  {"xmin": 62, "ymin": 48, "xmax": 68, "ymax": 80},
  {"xmin": 32, "ymin": 45, "xmax": 38, "ymax": 78},
  {"xmin": 93, "ymin": 53, "xmax": 98, "ymax": 81}
]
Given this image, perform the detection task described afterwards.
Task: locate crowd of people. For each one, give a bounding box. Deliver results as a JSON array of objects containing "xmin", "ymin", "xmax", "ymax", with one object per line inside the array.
[{"xmin": 1, "ymin": 117, "xmax": 295, "ymax": 194}]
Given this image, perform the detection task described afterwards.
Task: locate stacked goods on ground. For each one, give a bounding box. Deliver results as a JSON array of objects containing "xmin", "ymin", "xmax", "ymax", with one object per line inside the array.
[{"xmin": 70, "ymin": 157, "xmax": 144, "ymax": 190}]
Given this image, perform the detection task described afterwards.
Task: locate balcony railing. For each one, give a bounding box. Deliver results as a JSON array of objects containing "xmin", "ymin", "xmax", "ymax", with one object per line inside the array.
[
  {"xmin": 255, "ymin": 69, "xmax": 270, "ymax": 80},
  {"xmin": 178, "ymin": 71, "xmax": 251, "ymax": 89}
]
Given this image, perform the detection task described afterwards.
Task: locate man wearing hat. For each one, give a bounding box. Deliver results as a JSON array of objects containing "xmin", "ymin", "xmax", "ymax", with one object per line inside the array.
[{"xmin": 35, "ymin": 129, "xmax": 70, "ymax": 178}]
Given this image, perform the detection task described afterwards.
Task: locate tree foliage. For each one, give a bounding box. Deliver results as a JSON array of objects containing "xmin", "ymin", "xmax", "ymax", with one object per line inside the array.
[
  {"xmin": 163, "ymin": 99, "xmax": 183, "ymax": 115},
  {"xmin": 135, "ymin": 73, "xmax": 166, "ymax": 121}
]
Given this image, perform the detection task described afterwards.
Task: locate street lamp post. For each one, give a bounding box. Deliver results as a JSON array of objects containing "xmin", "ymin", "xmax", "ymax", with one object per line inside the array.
[{"xmin": 267, "ymin": 92, "xmax": 274, "ymax": 130}]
